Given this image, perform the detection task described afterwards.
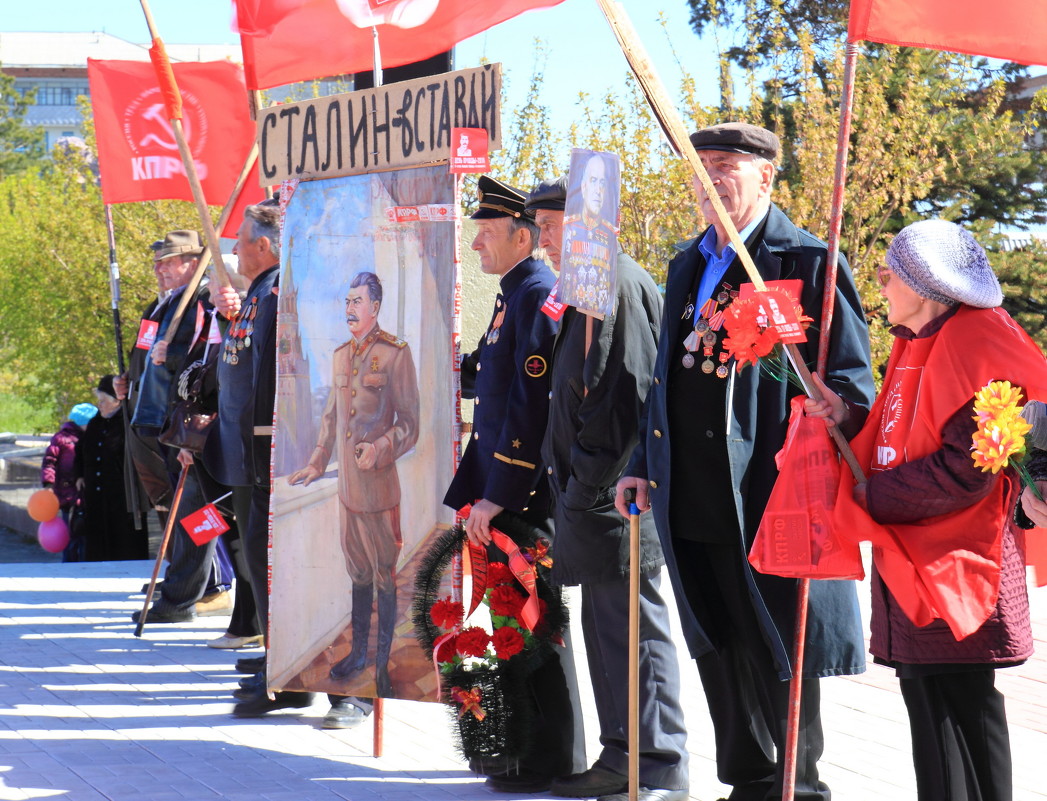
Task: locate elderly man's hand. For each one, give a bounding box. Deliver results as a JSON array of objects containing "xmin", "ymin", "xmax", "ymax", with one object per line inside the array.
[
  {"xmin": 213, "ymin": 285, "xmax": 242, "ymax": 319},
  {"xmin": 464, "ymin": 499, "xmax": 503, "ymax": 547},
  {"xmin": 614, "ymin": 476, "xmax": 650, "ymax": 518},
  {"xmin": 151, "ymin": 340, "xmax": 169, "ymax": 366},
  {"xmin": 112, "ymin": 374, "xmax": 129, "ymax": 400}
]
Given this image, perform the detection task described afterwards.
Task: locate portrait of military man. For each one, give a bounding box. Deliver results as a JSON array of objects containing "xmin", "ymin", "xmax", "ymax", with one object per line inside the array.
[
  {"xmin": 560, "ymin": 150, "xmax": 620, "ymax": 316},
  {"xmin": 288, "ymin": 270, "xmax": 420, "ymax": 697}
]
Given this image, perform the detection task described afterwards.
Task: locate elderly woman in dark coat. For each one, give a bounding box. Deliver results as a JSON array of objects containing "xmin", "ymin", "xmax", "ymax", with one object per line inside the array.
[
  {"xmin": 808, "ymin": 219, "xmax": 1047, "ymax": 801},
  {"xmin": 75, "ymin": 375, "xmax": 148, "ymax": 561}
]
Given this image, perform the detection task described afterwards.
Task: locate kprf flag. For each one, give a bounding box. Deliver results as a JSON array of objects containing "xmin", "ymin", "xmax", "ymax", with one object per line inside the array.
[
  {"xmin": 848, "ymin": 0, "xmax": 1047, "ymax": 66},
  {"xmin": 235, "ymin": 0, "xmax": 566, "ymax": 90},
  {"xmin": 87, "ymin": 59, "xmax": 265, "ymax": 207},
  {"xmin": 181, "ymin": 502, "xmax": 230, "ymax": 546}
]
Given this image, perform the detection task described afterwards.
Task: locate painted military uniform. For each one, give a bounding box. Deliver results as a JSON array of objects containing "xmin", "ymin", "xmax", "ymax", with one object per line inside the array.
[{"xmin": 307, "ymin": 324, "xmax": 420, "ymax": 590}]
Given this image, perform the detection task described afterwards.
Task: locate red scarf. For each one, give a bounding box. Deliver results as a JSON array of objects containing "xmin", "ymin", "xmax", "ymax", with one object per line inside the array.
[{"xmin": 836, "ymin": 306, "xmax": 1047, "ymax": 639}]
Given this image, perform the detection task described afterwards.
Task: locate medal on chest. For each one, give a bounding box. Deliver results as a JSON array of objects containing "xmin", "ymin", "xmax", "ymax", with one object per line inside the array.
[
  {"xmin": 486, "ymin": 296, "xmax": 506, "ymax": 346},
  {"xmin": 222, "ymin": 296, "xmax": 258, "ymax": 365},
  {"xmin": 682, "ymin": 282, "xmax": 737, "ymax": 378}
]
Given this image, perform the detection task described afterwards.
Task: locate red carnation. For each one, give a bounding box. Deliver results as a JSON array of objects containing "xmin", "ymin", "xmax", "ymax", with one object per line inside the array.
[
  {"xmin": 488, "ymin": 584, "xmax": 526, "ymax": 618},
  {"xmin": 430, "ymin": 597, "xmax": 464, "ymax": 630},
  {"xmin": 435, "ymin": 634, "xmax": 458, "ymax": 664},
  {"xmin": 491, "ymin": 626, "xmax": 526, "ymax": 660},
  {"xmin": 455, "ymin": 626, "xmax": 491, "ymax": 658},
  {"xmin": 487, "ymin": 562, "xmax": 514, "ymax": 586}
]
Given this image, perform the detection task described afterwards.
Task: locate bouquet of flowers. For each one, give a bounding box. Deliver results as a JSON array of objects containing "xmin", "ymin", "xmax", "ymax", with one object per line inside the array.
[
  {"xmin": 970, "ymin": 380, "xmax": 1041, "ymax": 499},
  {"xmin": 721, "ymin": 286, "xmax": 813, "ymax": 385}
]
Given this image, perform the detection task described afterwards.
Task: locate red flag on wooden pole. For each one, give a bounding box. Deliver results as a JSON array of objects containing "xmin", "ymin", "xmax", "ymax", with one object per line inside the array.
[
  {"xmin": 235, "ymin": 0, "xmax": 567, "ymax": 90},
  {"xmin": 87, "ymin": 59, "xmax": 265, "ymax": 208},
  {"xmin": 848, "ymin": 0, "xmax": 1047, "ymax": 66}
]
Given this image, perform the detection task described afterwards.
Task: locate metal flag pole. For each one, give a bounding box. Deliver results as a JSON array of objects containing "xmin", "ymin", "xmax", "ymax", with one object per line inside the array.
[
  {"xmin": 784, "ymin": 41, "xmax": 861, "ymax": 801},
  {"xmin": 103, "ymin": 203, "xmax": 145, "ymax": 529}
]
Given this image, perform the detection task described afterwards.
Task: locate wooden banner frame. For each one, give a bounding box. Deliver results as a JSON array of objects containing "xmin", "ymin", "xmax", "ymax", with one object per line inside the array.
[{"xmin": 258, "ymin": 64, "xmax": 502, "ymax": 185}]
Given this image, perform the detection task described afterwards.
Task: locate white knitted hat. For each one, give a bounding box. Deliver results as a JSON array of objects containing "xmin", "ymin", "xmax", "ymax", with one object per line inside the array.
[{"xmin": 885, "ymin": 220, "xmax": 1002, "ymax": 309}]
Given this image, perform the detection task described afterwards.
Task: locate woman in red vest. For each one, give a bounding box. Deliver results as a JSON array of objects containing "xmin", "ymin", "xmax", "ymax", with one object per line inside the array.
[{"xmin": 806, "ymin": 219, "xmax": 1047, "ymax": 801}]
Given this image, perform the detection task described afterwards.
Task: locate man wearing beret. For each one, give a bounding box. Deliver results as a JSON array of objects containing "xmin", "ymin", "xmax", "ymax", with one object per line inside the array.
[
  {"xmin": 617, "ymin": 122, "xmax": 875, "ymax": 800},
  {"xmin": 527, "ymin": 177, "xmax": 689, "ymax": 801},
  {"xmin": 444, "ymin": 175, "xmax": 584, "ymax": 793}
]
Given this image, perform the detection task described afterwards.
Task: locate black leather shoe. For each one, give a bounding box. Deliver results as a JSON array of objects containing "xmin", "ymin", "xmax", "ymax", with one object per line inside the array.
[
  {"xmin": 597, "ymin": 788, "xmax": 689, "ymax": 801},
  {"xmin": 232, "ymin": 691, "xmax": 314, "ymax": 717},
  {"xmin": 486, "ymin": 771, "xmax": 554, "ymax": 794},
  {"xmin": 551, "ymin": 765, "xmax": 628, "ymax": 797},
  {"xmin": 238, "ymin": 671, "xmax": 264, "ymax": 690},
  {"xmin": 322, "ymin": 699, "xmax": 370, "ymax": 729},
  {"xmin": 131, "ymin": 605, "xmax": 194, "ymax": 624},
  {"xmin": 236, "ymin": 655, "xmax": 266, "ymax": 674},
  {"xmin": 232, "ymin": 685, "xmax": 263, "ymax": 701}
]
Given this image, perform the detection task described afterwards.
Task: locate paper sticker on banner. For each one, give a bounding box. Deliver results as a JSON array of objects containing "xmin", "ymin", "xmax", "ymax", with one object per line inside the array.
[
  {"xmin": 182, "ymin": 503, "xmax": 230, "ymax": 546},
  {"xmin": 449, "ymin": 128, "xmax": 491, "ymax": 174},
  {"xmin": 541, "ymin": 280, "xmax": 568, "ymax": 321},
  {"xmin": 739, "ymin": 280, "xmax": 808, "ymax": 344},
  {"xmin": 385, "ymin": 205, "xmax": 457, "ymax": 223},
  {"xmin": 135, "ymin": 319, "xmax": 159, "ymax": 350}
]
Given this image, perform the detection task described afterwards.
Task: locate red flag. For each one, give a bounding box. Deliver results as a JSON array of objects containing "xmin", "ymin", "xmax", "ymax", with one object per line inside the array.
[
  {"xmin": 236, "ymin": 0, "xmax": 566, "ymax": 90},
  {"xmin": 848, "ymin": 0, "xmax": 1047, "ymax": 66},
  {"xmin": 87, "ymin": 59, "xmax": 265, "ymax": 208},
  {"xmin": 181, "ymin": 502, "xmax": 231, "ymax": 545}
]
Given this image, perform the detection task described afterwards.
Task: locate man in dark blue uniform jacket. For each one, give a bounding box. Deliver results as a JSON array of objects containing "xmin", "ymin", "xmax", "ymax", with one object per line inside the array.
[
  {"xmin": 444, "ymin": 175, "xmax": 583, "ymax": 793},
  {"xmin": 617, "ymin": 123, "xmax": 875, "ymax": 801}
]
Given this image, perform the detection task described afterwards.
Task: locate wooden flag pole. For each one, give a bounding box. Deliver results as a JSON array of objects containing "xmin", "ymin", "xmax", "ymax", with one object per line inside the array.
[
  {"xmin": 158, "ymin": 143, "xmax": 260, "ymax": 346},
  {"xmin": 137, "ymin": 0, "xmax": 231, "ymax": 292},
  {"xmin": 134, "ymin": 465, "xmax": 189, "ymax": 637}
]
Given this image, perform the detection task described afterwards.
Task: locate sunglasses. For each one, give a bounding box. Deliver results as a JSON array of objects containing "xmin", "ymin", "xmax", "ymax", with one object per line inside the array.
[{"xmin": 876, "ymin": 265, "xmax": 893, "ymax": 288}]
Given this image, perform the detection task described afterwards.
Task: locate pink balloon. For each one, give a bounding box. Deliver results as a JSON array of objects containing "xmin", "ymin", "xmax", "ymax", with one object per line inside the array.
[{"xmin": 38, "ymin": 517, "xmax": 70, "ymax": 554}]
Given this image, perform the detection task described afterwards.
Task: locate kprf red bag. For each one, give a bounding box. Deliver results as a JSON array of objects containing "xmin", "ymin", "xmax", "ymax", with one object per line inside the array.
[{"xmin": 749, "ymin": 396, "xmax": 864, "ymax": 580}]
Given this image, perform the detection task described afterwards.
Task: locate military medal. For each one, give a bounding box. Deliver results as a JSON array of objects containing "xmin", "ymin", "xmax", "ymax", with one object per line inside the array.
[
  {"xmin": 681, "ymin": 302, "xmax": 695, "ymax": 320},
  {"xmin": 682, "ymin": 353, "xmax": 695, "ymax": 369},
  {"xmin": 223, "ymin": 295, "xmax": 259, "ymax": 364}
]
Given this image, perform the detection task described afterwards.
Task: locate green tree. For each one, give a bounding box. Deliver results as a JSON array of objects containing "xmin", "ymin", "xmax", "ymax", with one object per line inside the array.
[
  {"xmin": 0, "ymin": 66, "xmax": 46, "ymax": 179},
  {"xmin": 0, "ymin": 136, "xmax": 208, "ymax": 428}
]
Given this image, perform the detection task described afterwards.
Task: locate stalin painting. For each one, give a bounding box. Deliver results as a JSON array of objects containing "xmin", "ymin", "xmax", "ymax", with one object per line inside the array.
[{"xmin": 289, "ymin": 271, "xmax": 419, "ymax": 697}]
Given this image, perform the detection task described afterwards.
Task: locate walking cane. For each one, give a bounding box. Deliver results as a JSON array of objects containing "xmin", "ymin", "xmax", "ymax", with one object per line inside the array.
[
  {"xmin": 623, "ymin": 487, "xmax": 641, "ymax": 801},
  {"xmin": 134, "ymin": 465, "xmax": 188, "ymax": 637}
]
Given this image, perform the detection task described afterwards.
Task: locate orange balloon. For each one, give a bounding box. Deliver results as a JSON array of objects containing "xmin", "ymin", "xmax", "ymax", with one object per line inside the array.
[{"xmin": 27, "ymin": 488, "xmax": 60, "ymax": 522}]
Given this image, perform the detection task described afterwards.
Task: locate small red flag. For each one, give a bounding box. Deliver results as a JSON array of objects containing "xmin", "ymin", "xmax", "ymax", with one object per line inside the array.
[
  {"xmin": 181, "ymin": 503, "xmax": 231, "ymax": 545},
  {"xmin": 848, "ymin": 0, "xmax": 1047, "ymax": 66},
  {"xmin": 87, "ymin": 59, "xmax": 265, "ymax": 209},
  {"xmin": 235, "ymin": 0, "xmax": 567, "ymax": 90}
]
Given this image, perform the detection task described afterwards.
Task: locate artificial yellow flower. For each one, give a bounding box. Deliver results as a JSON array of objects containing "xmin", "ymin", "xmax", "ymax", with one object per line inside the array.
[{"xmin": 972, "ymin": 380, "xmax": 1026, "ymax": 426}]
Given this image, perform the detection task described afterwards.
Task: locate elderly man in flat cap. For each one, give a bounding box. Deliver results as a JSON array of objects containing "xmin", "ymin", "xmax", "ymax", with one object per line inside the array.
[
  {"xmin": 444, "ymin": 175, "xmax": 584, "ymax": 793},
  {"xmin": 617, "ymin": 122, "xmax": 875, "ymax": 801},
  {"xmin": 527, "ymin": 178, "xmax": 689, "ymax": 801}
]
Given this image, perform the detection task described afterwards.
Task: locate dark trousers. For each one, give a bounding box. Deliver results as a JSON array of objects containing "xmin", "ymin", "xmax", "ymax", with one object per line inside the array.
[
  {"xmin": 232, "ymin": 483, "xmax": 270, "ymax": 633},
  {"xmin": 674, "ymin": 539, "xmax": 828, "ymax": 801},
  {"xmin": 900, "ymin": 669, "xmax": 1012, "ymax": 801},
  {"xmin": 580, "ymin": 570, "xmax": 689, "ymax": 790}
]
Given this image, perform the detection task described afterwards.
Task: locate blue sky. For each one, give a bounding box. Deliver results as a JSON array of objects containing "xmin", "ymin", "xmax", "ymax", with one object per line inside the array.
[{"xmin": 3, "ymin": 0, "xmax": 723, "ymax": 138}]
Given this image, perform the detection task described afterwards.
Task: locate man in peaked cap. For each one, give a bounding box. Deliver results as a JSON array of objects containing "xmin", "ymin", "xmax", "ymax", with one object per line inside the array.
[
  {"xmin": 527, "ymin": 178, "xmax": 689, "ymax": 801},
  {"xmin": 616, "ymin": 122, "xmax": 875, "ymax": 800},
  {"xmin": 444, "ymin": 175, "xmax": 584, "ymax": 793}
]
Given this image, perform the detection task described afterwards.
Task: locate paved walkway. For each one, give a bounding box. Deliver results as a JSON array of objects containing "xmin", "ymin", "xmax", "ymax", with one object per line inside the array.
[{"xmin": 1, "ymin": 558, "xmax": 1045, "ymax": 801}]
